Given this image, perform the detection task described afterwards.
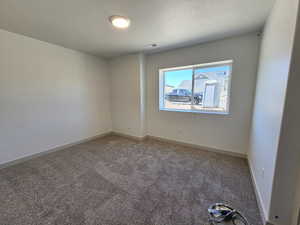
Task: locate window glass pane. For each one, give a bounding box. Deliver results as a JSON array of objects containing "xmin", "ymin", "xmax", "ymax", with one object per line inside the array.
[
  {"xmin": 193, "ymin": 65, "xmax": 231, "ymax": 112},
  {"xmin": 164, "ymin": 69, "xmax": 193, "ymax": 111},
  {"xmin": 160, "ymin": 61, "xmax": 232, "ymax": 114}
]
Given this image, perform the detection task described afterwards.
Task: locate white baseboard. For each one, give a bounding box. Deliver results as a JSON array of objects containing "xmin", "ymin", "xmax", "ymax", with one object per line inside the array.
[
  {"xmin": 0, "ymin": 131, "xmax": 112, "ymax": 169},
  {"xmin": 247, "ymin": 158, "xmax": 270, "ymax": 225},
  {"xmin": 0, "ymin": 131, "xmax": 247, "ymax": 166},
  {"xmin": 111, "ymin": 132, "xmax": 246, "ymax": 158},
  {"xmin": 1, "ymin": 131, "xmax": 247, "ymax": 170},
  {"xmin": 111, "ymin": 131, "xmax": 147, "ymax": 141},
  {"xmin": 147, "ymin": 135, "xmax": 247, "ymax": 159}
]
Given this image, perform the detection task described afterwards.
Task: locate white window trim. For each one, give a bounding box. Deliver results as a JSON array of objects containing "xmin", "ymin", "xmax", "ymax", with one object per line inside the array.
[{"xmin": 159, "ymin": 60, "xmax": 233, "ymax": 115}]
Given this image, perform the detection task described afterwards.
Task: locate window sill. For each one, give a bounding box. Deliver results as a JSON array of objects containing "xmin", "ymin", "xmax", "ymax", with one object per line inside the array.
[{"xmin": 159, "ymin": 108, "xmax": 230, "ymax": 115}]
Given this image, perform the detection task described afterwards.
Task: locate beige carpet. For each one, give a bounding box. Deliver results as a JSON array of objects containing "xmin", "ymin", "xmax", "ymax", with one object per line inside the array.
[{"xmin": 0, "ymin": 135, "xmax": 262, "ymax": 225}]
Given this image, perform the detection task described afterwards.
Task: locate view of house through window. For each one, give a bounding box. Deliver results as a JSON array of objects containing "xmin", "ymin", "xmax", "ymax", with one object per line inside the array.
[{"xmin": 159, "ymin": 60, "xmax": 232, "ymax": 114}]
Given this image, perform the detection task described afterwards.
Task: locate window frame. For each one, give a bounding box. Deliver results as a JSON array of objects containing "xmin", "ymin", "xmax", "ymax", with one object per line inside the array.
[{"xmin": 159, "ymin": 60, "xmax": 233, "ymax": 115}]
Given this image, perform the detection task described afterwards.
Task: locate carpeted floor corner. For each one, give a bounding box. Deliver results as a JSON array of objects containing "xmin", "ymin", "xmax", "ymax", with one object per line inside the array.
[{"xmin": 0, "ymin": 135, "xmax": 262, "ymax": 225}]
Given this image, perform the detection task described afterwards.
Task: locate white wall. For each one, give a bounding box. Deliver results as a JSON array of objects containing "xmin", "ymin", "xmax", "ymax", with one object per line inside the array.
[
  {"xmin": 0, "ymin": 29, "xmax": 112, "ymax": 165},
  {"xmin": 269, "ymin": 4, "xmax": 300, "ymax": 224},
  {"xmin": 146, "ymin": 33, "xmax": 260, "ymax": 155},
  {"xmin": 109, "ymin": 54, "xmax": 146, "ymax": 138},
  {"xmin": 248, "ymin": 0, "xmax": 299, "ymax": 223}
]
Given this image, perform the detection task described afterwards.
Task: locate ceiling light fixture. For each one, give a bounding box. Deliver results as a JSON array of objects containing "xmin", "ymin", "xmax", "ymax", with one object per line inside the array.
[{"xmin": 109, "ymin": 15, "xmax": 130, "ymax": 29}]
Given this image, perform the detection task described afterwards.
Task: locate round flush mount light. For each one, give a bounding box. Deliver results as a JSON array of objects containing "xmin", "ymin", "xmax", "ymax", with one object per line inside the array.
[{"xmin": 109, "ymin": 15, "xmax": 130, "ymax": 29}]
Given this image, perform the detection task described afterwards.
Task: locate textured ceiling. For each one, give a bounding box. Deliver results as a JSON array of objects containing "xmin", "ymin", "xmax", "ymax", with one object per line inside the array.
[{"xmin": 0, "ymin": 0, "xmax": 274, "ymax": 58}]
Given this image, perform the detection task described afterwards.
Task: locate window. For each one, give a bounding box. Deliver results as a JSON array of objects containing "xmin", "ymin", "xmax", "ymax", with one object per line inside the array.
[{"xmin": 159, "ymin": 60, "xmax": 233, "ymax": 114}]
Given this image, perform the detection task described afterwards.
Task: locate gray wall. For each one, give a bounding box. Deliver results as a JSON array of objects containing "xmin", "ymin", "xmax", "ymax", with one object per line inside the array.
[
  {"xmin": 146, "ymin": 33, "xmax": 260, "ymax": 155},
  {"xmin": 248, "ymin": 0, "xmax": 299, "ymax": 223},
  {"xmin": 0, "ymin": 29, "xmax": 112, "ymax": 165}
]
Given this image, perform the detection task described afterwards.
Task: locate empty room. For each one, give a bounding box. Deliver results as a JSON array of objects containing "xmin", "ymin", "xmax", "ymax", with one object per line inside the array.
[{"xmin": 1, "ymin": 0, "xmax": 300, "ymax": 225}]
